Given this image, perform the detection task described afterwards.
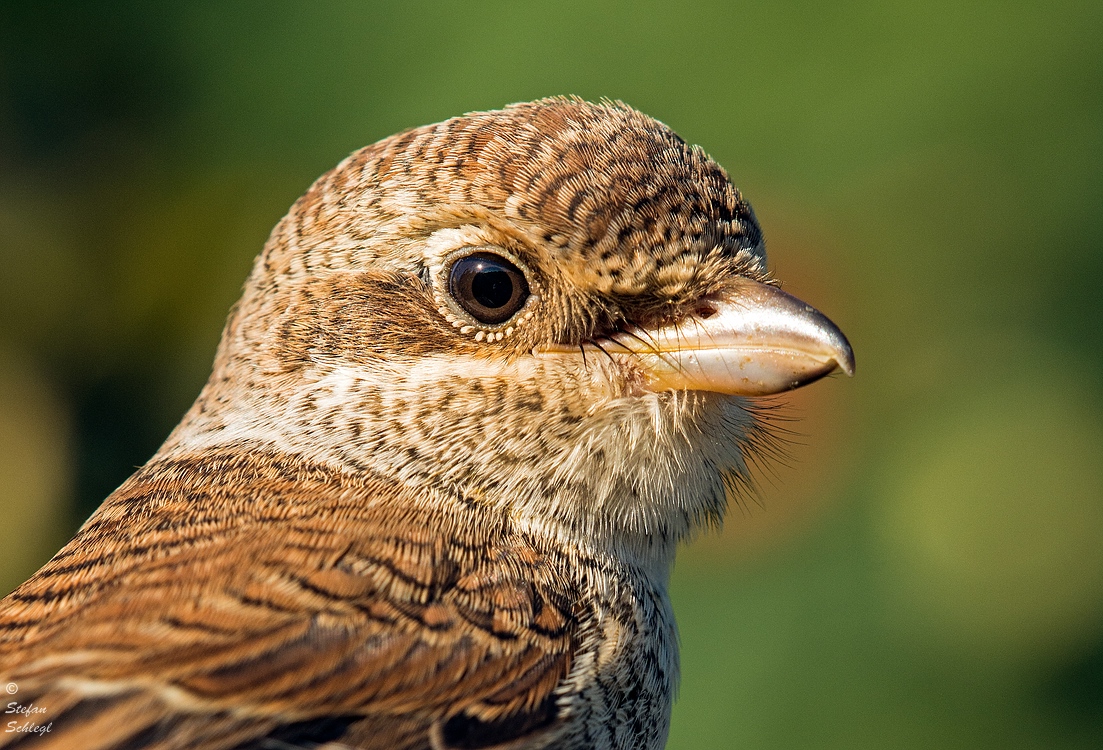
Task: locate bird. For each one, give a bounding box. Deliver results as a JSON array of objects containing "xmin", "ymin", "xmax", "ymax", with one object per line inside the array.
[{"xmin": 0, "ymin": 97, "xmax": 853, "ymax": 750}]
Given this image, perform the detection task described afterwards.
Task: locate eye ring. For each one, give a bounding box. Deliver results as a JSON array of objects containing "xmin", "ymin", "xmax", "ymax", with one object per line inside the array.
[{"xmin": 448, "ymin": 252, "xmax": 530, "ymax": 325}]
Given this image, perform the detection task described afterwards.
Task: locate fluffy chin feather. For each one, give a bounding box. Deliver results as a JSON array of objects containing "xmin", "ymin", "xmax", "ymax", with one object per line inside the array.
[{"xmin": 546, "ymin": 390, "xmax": 753, "ymax": 536}]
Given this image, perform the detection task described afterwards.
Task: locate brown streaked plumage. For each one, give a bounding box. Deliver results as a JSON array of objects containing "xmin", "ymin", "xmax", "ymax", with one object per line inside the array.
[{"xmin": 0, "ymin": 98, "xmax": 853, "ymax": 749}]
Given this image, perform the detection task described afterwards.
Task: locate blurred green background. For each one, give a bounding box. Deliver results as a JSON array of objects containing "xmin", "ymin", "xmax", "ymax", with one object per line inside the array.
[{"xmin": 2, "ymin": 0, "xmax": 1101, "ymax": 746}]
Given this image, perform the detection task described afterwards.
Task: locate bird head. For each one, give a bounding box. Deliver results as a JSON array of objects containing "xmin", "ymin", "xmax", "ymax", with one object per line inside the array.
[{"xmin": 173, "ymin": 98, "xmax": 853, "ymax": 567}]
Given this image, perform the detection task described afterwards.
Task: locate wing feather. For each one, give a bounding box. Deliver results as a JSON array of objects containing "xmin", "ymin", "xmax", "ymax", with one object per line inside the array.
[{"xmin": 0, "ymin": 448, "xmax": 583, "ymax": 750}]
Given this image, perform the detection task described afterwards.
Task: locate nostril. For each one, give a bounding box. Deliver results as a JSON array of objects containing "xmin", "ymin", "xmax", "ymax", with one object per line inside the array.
[{"xmin": 695, "ymin": 304, "xmax": 718, "ymax": 319}]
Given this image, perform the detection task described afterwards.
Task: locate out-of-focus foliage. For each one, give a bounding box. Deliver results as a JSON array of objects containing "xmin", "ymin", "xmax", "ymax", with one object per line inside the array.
[{"xmin": 1, "ymin": 1, "xmax": 1100, "ymax": 747}]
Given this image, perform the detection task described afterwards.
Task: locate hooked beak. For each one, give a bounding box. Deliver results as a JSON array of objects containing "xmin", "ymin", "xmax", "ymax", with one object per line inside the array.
[{"xmin": 537, "ymin": 278, "xmax": 854, "ymax": 396}]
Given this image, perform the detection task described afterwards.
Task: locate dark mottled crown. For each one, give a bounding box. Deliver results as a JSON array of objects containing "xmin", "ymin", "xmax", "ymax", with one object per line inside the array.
[
  {"xmin": 274, "ymin": 98, "xmax": 764, "ymax": 298},
  {"xmin": 415, "ymin": 98, "xmax": 760, "ymax": 271}
]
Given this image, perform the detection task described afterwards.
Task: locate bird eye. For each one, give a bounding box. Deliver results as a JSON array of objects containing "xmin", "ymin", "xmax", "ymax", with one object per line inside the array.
[{"xmin": 448, "ymin": 252, "xmax": 530, "ymax": 325}]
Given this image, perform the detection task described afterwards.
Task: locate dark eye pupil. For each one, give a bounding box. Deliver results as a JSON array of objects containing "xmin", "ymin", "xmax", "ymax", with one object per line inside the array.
[
  {"xmin": 471, "ymin": 269, "xmax": 513, "ymax": 310},
  {"xmin": 449, "ymin": 252, "xmax": 530, "ymax": 326}
]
